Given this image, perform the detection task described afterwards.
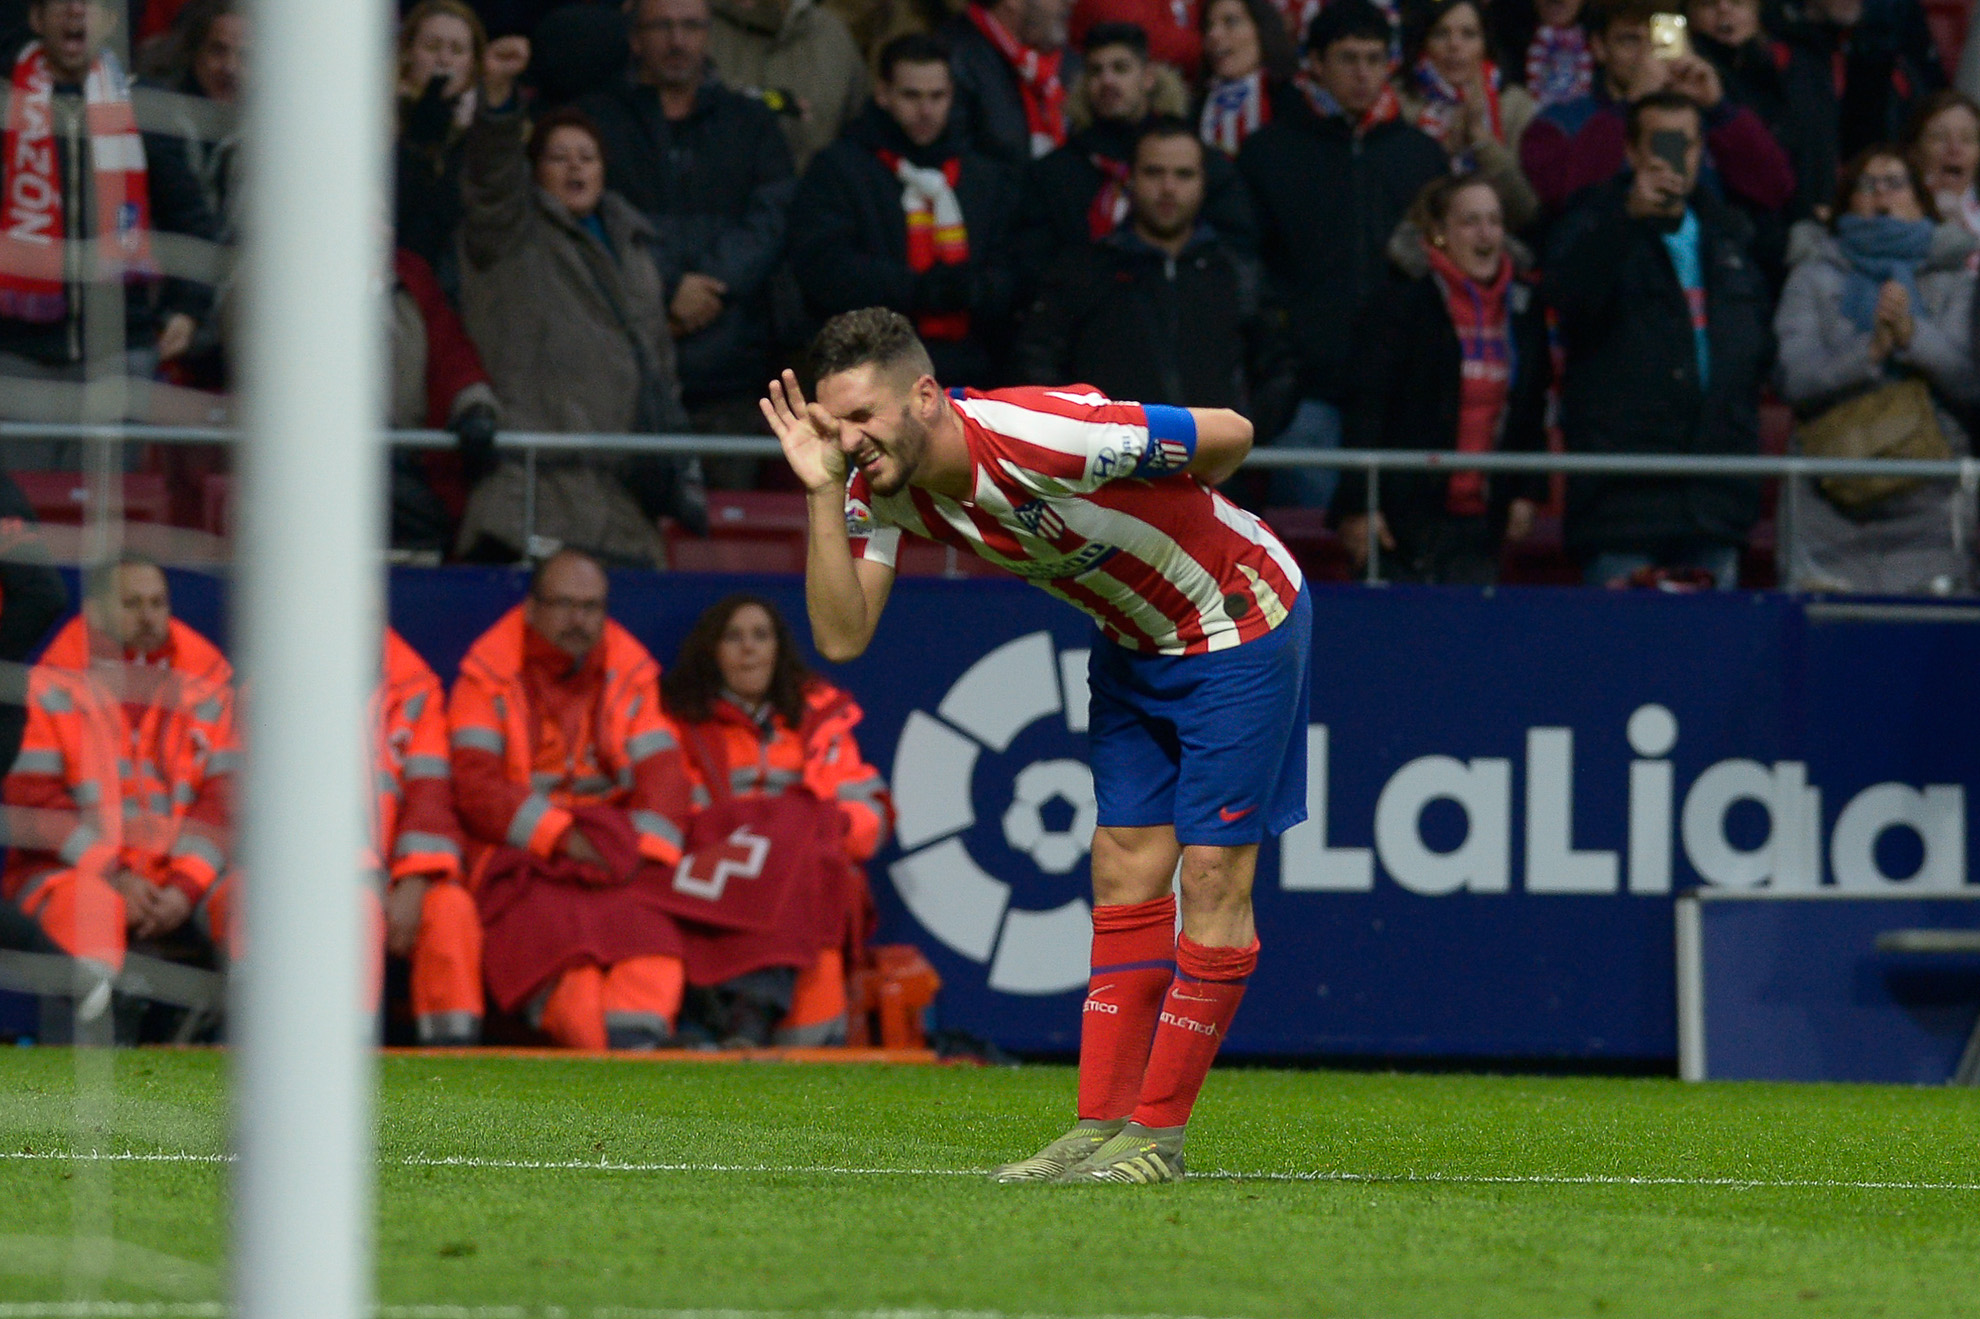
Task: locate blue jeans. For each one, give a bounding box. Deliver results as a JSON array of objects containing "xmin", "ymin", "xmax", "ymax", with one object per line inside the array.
[
  {"xmin": 1268, "ymin": 398, "xmax": 1342, "ymax": 510},
  {"xmin": 1584, "ymin": 545, "xmax": 1741, "ymax": 590}
]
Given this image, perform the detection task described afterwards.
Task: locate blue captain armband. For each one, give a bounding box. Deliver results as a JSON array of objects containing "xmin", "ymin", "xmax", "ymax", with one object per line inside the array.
[{"xmin": 1133, "ymin": 405, "xmax": 1198, "ymax": 477}]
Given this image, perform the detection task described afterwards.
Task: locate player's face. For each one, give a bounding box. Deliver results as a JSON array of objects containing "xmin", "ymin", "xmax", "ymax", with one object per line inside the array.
[
  {"xmin": 816, "ymin": 363, "xmax": 932, "ymax": 498},
  {"xmin": 716, "ymin": 603, "xmax": 778, "ymax": 703}
]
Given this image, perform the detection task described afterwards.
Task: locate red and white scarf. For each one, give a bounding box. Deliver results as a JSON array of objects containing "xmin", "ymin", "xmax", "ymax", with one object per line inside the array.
[
  {"xmin": 965, "ymin": 3, "xmax": 1066, "ymax": 158},
  {"xmin": 1412, "ymin": 58, "xmax": 1504, "ymax": 164},
  {"xmin": 0, "ymin": 42, "xmax": 154, "ymax": 324},
  {"xmin": 1199, "ymin": 70, "xmax": 1271, "ymax": 155},
  {"xmin": 1524, "ymin": 24, "xmax": 1593, "ymax": 110},
  {"xmin": 1296, "ymin": 73, "xmax": 1401, "ymax": 136},
  {"xmin": 877, "ymin": 149, "xmax": 971, "ymax": 342},
  {"xmin": 1424, "ymin": 241, "xmax": 1513, "ymax": 518},
  {"xmin": 1086, "ymin": 153, "xmax": 1130, "ymax": 239}
]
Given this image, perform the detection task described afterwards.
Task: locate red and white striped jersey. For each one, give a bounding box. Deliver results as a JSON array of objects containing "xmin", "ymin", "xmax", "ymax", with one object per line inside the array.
[{"xmin": 844, "ymin": 386, "xmax": 1303, "ymax": 656}]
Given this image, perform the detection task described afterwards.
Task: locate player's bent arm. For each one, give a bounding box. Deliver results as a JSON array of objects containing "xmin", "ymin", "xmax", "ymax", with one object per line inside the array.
[
  {"xmin": 803, "ymin": 485, "xmax": 895, "ymax": 662},
  {"xmin": 1186, "ymin": 408, "xmax": 1254, "ymax": 486}
]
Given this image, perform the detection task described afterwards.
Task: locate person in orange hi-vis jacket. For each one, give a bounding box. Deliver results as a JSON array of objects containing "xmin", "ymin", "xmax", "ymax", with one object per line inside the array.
[
  {"xmin": 660, "ymin": 593, "xmax": 894, "ymax": 1047},
  {"xmin": 448, "ymin": 548, "xmax": 695, "ymax": 1050},
  {"xmin": 1, "ymin": 556, "xmax": 238, "ymax": 977},
  {"xmin": 376, "ymin": 627, "xmax": 484, "ymax": 1044}
]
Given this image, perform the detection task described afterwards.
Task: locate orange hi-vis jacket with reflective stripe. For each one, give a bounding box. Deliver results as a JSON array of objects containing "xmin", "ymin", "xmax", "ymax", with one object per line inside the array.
[
  {"xmin": 375, "ymin": 629, "xmax": 464, "ymax": 884},
  {"xmin": 2, "ymin": 616, "xmax": 239, "ymax": 906},
  {"xmin": 447, "ymin": 606, "xmax": 691, "ymax": 873},
  {"xmin": 674, "ymin": 682, "xmax": 895, "ymax": 862}
]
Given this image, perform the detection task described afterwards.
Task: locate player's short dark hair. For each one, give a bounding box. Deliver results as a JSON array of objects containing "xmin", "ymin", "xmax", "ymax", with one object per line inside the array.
[
  {"xmin": 877, "ymin": 32, "xmax": 952, "ymax": 83},
  {"xmin": 1132, "ymin": 114, "xmax": 1204, "ymax": 167},
  {"xmin": 1306, "ymin": 0, "xmax": 1391, "ymax": 56},
  {"xmin": 809, "ymin": 308, "xmax": 937, "ymax": 386},
  {"xmin": 1624, "ymin": 89, "xmax": 1700, "ymax": 146},
  {"xmin": 1083, "ymin": 21, "xmax": 1150, "ymax": 59},
  {"xmin": 528, "ymin": 547, "xmax": 606, "ymax": 599}
]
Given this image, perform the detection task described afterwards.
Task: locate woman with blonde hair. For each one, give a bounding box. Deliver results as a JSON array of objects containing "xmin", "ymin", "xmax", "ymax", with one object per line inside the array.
[{"xmin": 396, "ymin": 0, "xmax": 511, "ymax": 266}]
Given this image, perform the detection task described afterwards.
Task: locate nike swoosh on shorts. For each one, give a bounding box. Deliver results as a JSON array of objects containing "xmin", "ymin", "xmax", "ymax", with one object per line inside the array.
[{"xmin": 1218, "ymin": 805, "xmax": 1257, "ymax": 822}]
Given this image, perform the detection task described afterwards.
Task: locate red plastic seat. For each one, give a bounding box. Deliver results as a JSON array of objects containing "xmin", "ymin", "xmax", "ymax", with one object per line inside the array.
[
  {"xmin": 1261, "ymin": 507, "xmax": 1352, "ymax": 583},
  {"xmin": 10, "ymin": 471, "xmax": 171, "ymax": 525},
  {"xmin": 200, "ymin": 473, "xmax": 232, "ymax": 537},
  {"xmin": 667, "ymin": 536, "xmax": 805, "ymax": 575}
]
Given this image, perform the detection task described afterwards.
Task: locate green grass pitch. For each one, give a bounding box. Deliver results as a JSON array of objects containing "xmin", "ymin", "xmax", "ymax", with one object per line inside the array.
[{"xmin": 2, "ymin": 1049, "xmax": 1978, "ymax": 1318}]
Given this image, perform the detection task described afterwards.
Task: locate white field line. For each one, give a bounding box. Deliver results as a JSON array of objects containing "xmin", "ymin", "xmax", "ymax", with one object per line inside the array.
[
  {"xmin": 0, "ymin": 1307, "xmax": 1249, "ymax": 1319},
  {"xmin": 3, "ymin": 1148, "xmax": 1979, "ymax": 1193}
]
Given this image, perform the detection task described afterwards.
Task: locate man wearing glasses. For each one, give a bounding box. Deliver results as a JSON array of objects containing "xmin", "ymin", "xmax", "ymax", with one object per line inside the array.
[{"xmin": 448, "ymin": 549, "xmax": 698, "ymax": 1049}]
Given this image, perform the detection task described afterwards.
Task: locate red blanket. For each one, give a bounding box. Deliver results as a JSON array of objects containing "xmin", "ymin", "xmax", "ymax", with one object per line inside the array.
[
  {"xmin": 475, "ymin": 804, "xmax": 684, "ymax": 1012},
  {"xmin": 663, "ymin": 791, "xmax": 852, "ymax": 987}
]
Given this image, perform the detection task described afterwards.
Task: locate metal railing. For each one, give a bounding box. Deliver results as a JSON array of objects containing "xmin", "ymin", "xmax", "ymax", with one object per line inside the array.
[{"xmin": 8, "ymin": 420, "xmax": 1976, "ymax": 587}]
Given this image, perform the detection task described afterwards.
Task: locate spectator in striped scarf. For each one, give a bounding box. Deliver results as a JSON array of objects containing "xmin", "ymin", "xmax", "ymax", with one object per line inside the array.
[
  {"xmin": 791, "ymin": 33, "xmax": 1020, "ymax": 386},
  {"xmin": 1395, "ymin": 0, "xmax": 1542, "ymax": 230}
]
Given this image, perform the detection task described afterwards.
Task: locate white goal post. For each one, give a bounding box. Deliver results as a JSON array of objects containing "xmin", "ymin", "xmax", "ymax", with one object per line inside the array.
[{"xmin": 231, "ymin": 1, "xmax": 391, "ymax": 1316}]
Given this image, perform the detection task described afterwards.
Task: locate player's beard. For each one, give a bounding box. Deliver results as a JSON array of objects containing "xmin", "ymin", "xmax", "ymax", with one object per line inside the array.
[{"xmin": 865, "ymin": 405, "xmax": 928, "ymax": 497}]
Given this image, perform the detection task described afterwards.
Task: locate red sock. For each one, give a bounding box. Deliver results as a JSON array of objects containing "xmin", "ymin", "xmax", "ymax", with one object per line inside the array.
[
  {"xmin": 1076, "ymin": 895, "xmax": 1177, "ymax": 1122},
  {"xmin": 1130, "ymin": 934, "xmax": 1258, "ymax": 1130}
]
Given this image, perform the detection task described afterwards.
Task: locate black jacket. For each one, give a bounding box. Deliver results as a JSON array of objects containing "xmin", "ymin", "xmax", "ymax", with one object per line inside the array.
[
  {"xmin": 0, "ymin": 472, "xmax": 68, "ymax": 776},
  {"xmin": 1783, "ymin": 9, "xmax": 1944, "ymax": 164},
  {"xmin": 1012, "ymin": 224, "xmax": 1294, "ymax": 434},
  {"xmin": 1012, "ymin": 117, "xmax": 1256, "ymax": 285},
  {"xmin": 791, "ymin": 105, "xmax": 1019, "ymax": 387},
  {"xmin": 0, "ymin": 31, "xmax": 222, "ymax": 368},
  {"xmin": 940, "ymin": 11, "xmax": 1080, "ymax": 168},
  {"xmin": 1333, "ymin": 242, "xmax": 1551, "ymax": 551},
  {"xmin": 579, "ymin": 74, "xmax": 796, "ymax": 401},
  {"xmin": 1545, "ymin": 181, "xmax": 1772, "ymax": 554},
  {"xmin": 1694, "ymin": 32, "xmax": 1837, "ymax": 225},
  {"xmin": 395, "ymin": 85, "xmax": 468, "ymax": 271},
  {"xmin": 1236, "ymin": 83, "xmax": 1447, "ymax": 404}
]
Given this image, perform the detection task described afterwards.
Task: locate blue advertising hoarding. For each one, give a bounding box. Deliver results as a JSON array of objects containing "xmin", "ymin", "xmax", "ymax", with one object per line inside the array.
[{"xmin": 23, "ymin": 569, "xmax": 1979, "ymax": 1065}]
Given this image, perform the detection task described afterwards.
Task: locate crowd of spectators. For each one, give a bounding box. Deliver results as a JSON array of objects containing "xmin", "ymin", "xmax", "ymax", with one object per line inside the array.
[{"xmin": 2, "ymin": 0, "xmax": 1980, "ymax": 589}]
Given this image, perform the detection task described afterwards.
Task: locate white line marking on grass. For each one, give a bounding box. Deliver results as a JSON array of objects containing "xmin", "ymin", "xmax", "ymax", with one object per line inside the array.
[
  {"xmin": 0, "ymin": 1299, "xmax": 1235, "ymax": 1307},
  {"xmin": 6, "ymin": 1149, "xmax": 1980, "ymax": 1193}
]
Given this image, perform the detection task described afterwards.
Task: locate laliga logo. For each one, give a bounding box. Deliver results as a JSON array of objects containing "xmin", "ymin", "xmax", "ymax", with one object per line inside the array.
[
  {"xmin": 888, "ymin": 632, "xmax": 1096, "ymax": 996},
  {"xmin": 1285, "ymin": 704, "xmax": 1968, "ymax": 893}
]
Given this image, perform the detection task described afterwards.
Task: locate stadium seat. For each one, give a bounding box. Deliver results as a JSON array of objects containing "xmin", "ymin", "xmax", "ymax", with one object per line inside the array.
[
  {"xmin": 201, "ymin": 473, "xmax": 232, "ymax": 537},
  {"xmin": 1501, "ymin": 512, "xmax": 1581, "ymax": 585},
  {"xmin": 668, "ymin": 536, "xmax": 805, "ymax": 574},
  {"xmin": 11, "ymin": 471, "xmax": 172, "ymax": 525},
  {"xmin": 1261, "ymin": 507, "xmax": 1352, "ymax": 583}
]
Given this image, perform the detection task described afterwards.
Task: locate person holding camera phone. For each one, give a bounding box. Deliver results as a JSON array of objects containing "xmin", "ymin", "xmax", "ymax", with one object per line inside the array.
[
  {"xmin": 1519, "ymin": 0, "xmax": 1792, "ymax": 220},
  {"xmin": 1543, "ymin": 89, "xmax": 1773, "ymax": 588}
]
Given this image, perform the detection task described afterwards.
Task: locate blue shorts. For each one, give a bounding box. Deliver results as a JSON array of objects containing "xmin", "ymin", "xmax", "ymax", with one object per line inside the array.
[{"xmin": 1087, "ymin": 589, "xmax": 1311, "ymax": 847}]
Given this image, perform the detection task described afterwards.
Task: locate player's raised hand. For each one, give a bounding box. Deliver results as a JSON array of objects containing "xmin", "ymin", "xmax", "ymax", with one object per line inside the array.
[{"xmin": 762, "ymin": 370, "xmax": 847, "ymax": 494}]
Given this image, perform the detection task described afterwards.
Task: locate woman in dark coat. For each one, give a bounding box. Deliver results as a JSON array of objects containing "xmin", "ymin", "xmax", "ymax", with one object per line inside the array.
[{"xmin": 1333, "ymin": 173, "xmax": 1552, "ymax": 584}]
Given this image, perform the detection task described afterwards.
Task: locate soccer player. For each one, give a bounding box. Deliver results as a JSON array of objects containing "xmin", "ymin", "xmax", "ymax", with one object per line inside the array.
[{"xmin": 761, "ymin": 307, "xmax": 1310, "ymax": 1184}]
